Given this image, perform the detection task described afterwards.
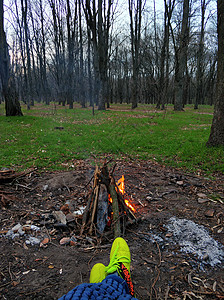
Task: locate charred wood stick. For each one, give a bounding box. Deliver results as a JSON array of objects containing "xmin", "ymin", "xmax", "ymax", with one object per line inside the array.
[
  {"xmin": 108, "ymin": 178, "xmax": 121, "ymax": 238},
  {"xmin": 80, "ymin": 191, "xmax": 93, "ymax": 236},
  {"xmin": 89, "ymin": 185, "xmax": 99, "ymax": 235}
]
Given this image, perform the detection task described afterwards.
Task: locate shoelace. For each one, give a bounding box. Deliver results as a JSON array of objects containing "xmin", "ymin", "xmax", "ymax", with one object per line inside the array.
[{"xmin": 105, "ymin": 244, "xmax": 131, "ymax": 275}]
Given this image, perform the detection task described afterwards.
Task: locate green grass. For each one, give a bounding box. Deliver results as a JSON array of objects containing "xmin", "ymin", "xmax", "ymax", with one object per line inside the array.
[{"xmin": 0, "ymin": 103, "xmax": 223, "ymax": 175}]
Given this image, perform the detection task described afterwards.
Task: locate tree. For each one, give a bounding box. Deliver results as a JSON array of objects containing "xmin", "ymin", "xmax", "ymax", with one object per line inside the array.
[
  {"xmin": 0, "ymin": 0, "xmax": 23, "ymax": 116},
  {"xmin": 158, "ymin": 0, "xmax": 175, "ymax": 110},
  {"xmin": 21, "ymin": 0, "xmax": 33, "ymax": 109},
  {"xmin": 174, "ymin": 0, "xmax": 190, "ymax": 111},
  {"xmin": 207, "ymin": 0, "xmax": 224, "ymax": 146},
  {"xmin": 83, "ymin": 0, "xmax": 113, "ymax": 110},
  {"xmin": 128, "ymin": 0, "xmax": 145, "ymax": 109},
  {"xmin": 195, "ymin": 0, "xmax": 207, "ymax": 109}
]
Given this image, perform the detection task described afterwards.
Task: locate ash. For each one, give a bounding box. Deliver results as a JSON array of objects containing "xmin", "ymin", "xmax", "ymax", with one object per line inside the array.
[{"xmin": 166, "ymin": 217, "xmax": 224, "ymax": 267}]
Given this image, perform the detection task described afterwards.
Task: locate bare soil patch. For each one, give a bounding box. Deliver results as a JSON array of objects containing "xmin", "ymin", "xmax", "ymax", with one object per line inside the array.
[{"xmin": 0, "ymin": 160, "xmax": 223, "ymax": 300}]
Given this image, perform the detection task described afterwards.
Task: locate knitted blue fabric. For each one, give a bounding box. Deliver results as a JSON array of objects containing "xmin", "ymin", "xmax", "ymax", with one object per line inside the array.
[{"xmin": 58, "ymin": 275, "xmax": 138, "ymax": 300}]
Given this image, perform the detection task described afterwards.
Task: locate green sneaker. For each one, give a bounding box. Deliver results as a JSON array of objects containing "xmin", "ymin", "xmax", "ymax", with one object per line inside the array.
[
  {"xmin": 89, "ymin": 263, "xmax": 106, "ymax": 283},
  {"xmin": 105, "ymin": 237, "xmax": 134, "ymax": 296}
]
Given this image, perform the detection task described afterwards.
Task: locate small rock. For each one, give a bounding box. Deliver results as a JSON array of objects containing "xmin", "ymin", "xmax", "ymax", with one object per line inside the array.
[
  {"xmin": 197, "ymin": 193, "xmax": 207, "ymax": 198},
  {"xmin": 43, "ymin": 185, "xmax": 49, "ymax": 191},
  {"xmin": 66, "ymin": 213, "xmax": 76, "ymax": 223},
  {"xmin": 12, "ymin": 224, "xmax": 22, "ymax": 233},
  {"xmin": 205, "ymin": 209, "xmax": 215, "ymax": 218},
  {"xmin": 18, "ymin": 228, "xmax": 25, "ymax": 236},
  {"xmin": 31, "ymin": 225, "xmax": 40, "ymax": 232},
  {"xmin": 73, "ymin": 206, "xmax": 86, "ymax": 216},
  {"xmin": 176, "ymin": 181, "xmax": 184, "ymax": 186},
  {"xmin": 60, "ymin": 237, "xmax": 70, "ymax": 245},
  {"xmin": 12, "ymin": 233, "xmax": 20, "ymax": 239},
  {"xmin": 52, "ymin": 211, "xmax": 67, "ymax": 225},
  {"xmin": 198, "ymin": 198, "xmax": 209, "ymax": 204},
  {"xmin": 26, "ymin": 237, "xmax": 41, "ymax": 246},
  {"xmin": 5, "ymin": 230, "xmax": 14, "ymax": 238}
]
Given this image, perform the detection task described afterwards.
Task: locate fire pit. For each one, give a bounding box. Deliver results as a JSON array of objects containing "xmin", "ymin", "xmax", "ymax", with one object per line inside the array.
[{"xmin": 80, "ymin": 162, "xmax": 137, "ymax": 238}]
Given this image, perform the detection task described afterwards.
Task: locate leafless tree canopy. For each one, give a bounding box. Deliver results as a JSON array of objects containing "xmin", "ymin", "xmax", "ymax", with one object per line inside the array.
[{"xmin": 1, "ymin": 0, "xmax": 223, "ymax": 142}]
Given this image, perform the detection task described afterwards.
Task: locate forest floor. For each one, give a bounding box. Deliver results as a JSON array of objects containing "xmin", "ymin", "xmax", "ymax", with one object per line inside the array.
[{"xmin": 0, "ymin": 159, "xmax": 223, "ymax": 300}]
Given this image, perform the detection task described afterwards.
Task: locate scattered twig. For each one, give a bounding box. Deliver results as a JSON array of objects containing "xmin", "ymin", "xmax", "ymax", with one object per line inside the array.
[
  {"xmin": 165, "ymin": 286, "xmax": 170, "ymax": 300},
  {"xmin": 8, "ymin": 262, "xmax": 13, "ymax": 281},
  {"xmin": 20, "ymin": 285, "xmax": 54, "ymax": 296},
  {"xmin": 136, "ymin": 231, "xmax": 162, "ymax": 267},
  {"xmin": 150, "ymin": 266, "xmax": 160, "ymax": 300},
  {"xmin": 15, "ymin": 184, "xmax": 32, "ymax": 190}
]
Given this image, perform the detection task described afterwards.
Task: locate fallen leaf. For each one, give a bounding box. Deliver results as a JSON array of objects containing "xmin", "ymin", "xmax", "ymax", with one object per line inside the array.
[
  {"xmin": 48, "ymin": 264, "xmax": 54, "ymax": 269},
  {"xmin": 70, "ymin": 240, "xmax": 77, "ymax": 246},
  {"xmin": 23, "ymin": 242, "xmax": 28, "ymax": 250},
  {"xmin": 197, "ymin": 193, "xmax": 207, "ymax": 198},
  {"xmin": 40, "ymin": 238, "xmax": 49, "ymax": 247},
  {"xmin": 217, "ymin": 228, "xmax": 223, "ymax": 234},
  {"xmin": 60, "ymin": 237, "xmax": 70, "ymax": 245},
  {"xmin": 198, "ymin": 198, "xmax": 209, "ymax": 204},
  {"xmin": 165, "ymin": 233, "xmax": 173, "ymax": 237},
  {"xmin": 205, "ymin": 209, "xmax": 215, "ymax": 217}
]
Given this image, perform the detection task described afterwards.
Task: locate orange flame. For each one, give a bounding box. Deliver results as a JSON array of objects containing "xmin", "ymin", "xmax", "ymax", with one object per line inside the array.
[{"xmin": 108, "ymin": 175, "xmax": 136, "ymax": 213}]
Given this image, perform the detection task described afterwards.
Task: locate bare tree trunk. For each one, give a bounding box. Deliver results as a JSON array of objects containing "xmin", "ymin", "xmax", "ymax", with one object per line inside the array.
[
  {"xmin": 83, "ymin": 0, "xmax": 113, "ymax": 111},
  {"xmin": 207, "ymin": 0, "xmax": 224, "ymax": 146},
  {"xmin": 21, "ymin": 0, "xmax": 33, "ymax": 109},
  {"xmin": 129, "ymin": 0, "xmax": 145, "ymax": 109},
  {"xmin": 40, "ymin": 0, "xmax": 48, "ymax": 103},
  {"xmin": 0, "ymin": 0, "xmax": 23, "ymax": 116},
  {"xmin": 15, "ymin": 0, "xmax": 27, "ymax": 105},
  {"xmin": 87, "ymin": 25, "xmax": 94, "ymax": 112},
  {"xmin": 78, "ymin": 0, "xmax": 85, "ymax": 108},
  {"xmin": 66, "ymin": 0, "xmax": 77, "ymax": 109},
  {"xmin": 158, "ymin": 1, "xmax": 175, "ymax": 110},
  {"xmin": 174, "ymin": 0, "xmax": 189, "ymax": 111},
  {"xmin": 195, "ymin": 0, "xmax": 206, "ymax": 109}
]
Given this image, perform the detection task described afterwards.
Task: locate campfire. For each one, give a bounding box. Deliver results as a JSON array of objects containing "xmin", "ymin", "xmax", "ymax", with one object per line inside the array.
[{"xmin": 80, "ymin": 163, "xmax": 137, "ymax": 238}]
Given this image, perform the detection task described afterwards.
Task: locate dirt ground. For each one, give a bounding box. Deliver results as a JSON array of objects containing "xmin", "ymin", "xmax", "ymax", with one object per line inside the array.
[{"xmin": 0, "ymin": 159, "xmax": 223, "ymax": 300}]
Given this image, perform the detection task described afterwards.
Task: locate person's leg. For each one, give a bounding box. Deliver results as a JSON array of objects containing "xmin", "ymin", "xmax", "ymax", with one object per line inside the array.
[
  {"xmin": 90, "ymin": 263, "xmax": 106, "ymax": 283},
  {"xmin": 58, "ymin": 275, "xmax": 137, "ymax": 299},
  {"xmin": 59, "ymin": 238, "xmax": 136, "ymax": 299},
  {"xmin": 105, "ymin": 237, "xmax": 135, "ymax": 296}
]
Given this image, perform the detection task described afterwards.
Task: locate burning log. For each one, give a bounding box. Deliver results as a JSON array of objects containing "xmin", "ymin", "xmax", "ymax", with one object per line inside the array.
[{"xmin": 80, "ymin": 163, "xmax": 136, "ymax": 238}]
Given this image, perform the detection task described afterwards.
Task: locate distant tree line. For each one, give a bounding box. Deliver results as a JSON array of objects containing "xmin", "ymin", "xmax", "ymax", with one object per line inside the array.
[{"xmin": 0, "ymin": 0, "xmax": 218, "ymax": 112}]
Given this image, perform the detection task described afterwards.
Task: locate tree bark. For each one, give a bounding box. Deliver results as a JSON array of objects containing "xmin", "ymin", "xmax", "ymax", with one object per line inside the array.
[
  {"xmin": 83, "ymin": 0, "xmax": 113, "ymax": 111},
  {"xmin": 207, "ymin": 0, "xmax": 224, "ymax": 146},
  {"xmin": 129, "ymin": 0, "xmax": 145, "ymax": 109},
  {"xmin": 195, "ymin": 0, "xmax": 206, "ymax": 109},
  {"xmin": 0, "ymin": 0, "xmax": 23, "ymax": 116},
  {"xmin": 174, "ymin": 0, "xmax": 189, "ymax": 111}
]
